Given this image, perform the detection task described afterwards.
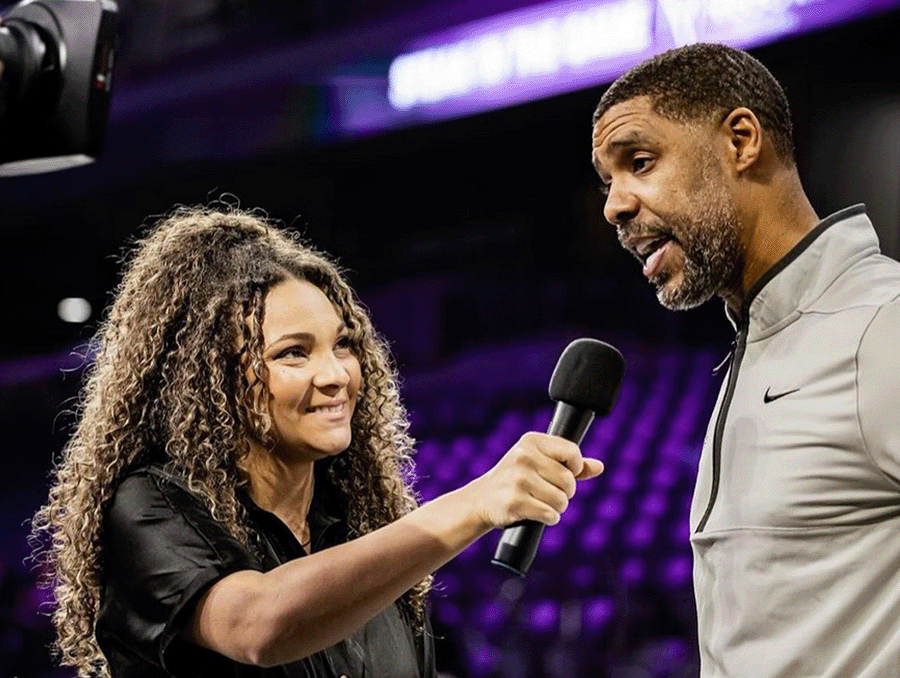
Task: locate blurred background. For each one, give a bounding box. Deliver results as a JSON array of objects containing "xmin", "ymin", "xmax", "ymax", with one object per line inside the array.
[{"xmin": 2, "ymin": 0, "xmax": 900, "ymax": 676}]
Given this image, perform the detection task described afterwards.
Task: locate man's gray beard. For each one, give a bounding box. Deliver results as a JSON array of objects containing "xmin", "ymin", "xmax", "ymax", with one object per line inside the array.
[{"xmin": 654, "ymin": 186, "xmax": 743, "ymax": 311}]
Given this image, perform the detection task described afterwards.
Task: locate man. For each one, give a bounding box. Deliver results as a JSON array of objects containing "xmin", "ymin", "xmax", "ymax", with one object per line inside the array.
[{"xmin": 591, "ymin": 43, "xmax": 900, "ymax": 678}]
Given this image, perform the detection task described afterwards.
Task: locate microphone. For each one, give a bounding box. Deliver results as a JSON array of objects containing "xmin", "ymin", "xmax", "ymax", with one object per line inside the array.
[{"xmin": 491, "ymin": 338, "xmax": 625, "ymax": 576}]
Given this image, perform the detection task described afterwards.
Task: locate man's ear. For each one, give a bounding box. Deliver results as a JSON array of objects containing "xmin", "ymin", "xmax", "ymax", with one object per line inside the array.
[{"xmin": 721, "ymin": 107, "xmax": 763, "ymax": 172}]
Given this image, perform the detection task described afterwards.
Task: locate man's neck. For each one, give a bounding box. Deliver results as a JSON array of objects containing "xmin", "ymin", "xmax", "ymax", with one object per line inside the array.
[{"xmin": 724, "ymin": 171, "xmax": 819, "ymax": 316}]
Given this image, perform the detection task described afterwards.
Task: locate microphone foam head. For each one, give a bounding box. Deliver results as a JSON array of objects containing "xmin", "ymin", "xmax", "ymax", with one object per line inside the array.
[{"xmin": 548, "ymin": 338, "xmax": 625, "ymax": 415}]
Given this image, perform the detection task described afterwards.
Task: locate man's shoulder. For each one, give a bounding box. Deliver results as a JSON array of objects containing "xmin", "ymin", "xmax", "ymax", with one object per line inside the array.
[
  {"xmin": 812, "ymin": 250, "xmax": 900, "ymax": 313},
  {"xmin": 860, "ymin": 295, "xmax": 900, "ymax": 350}
]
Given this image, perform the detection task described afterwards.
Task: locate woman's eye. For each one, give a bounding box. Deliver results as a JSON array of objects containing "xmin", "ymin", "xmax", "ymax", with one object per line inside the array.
[
  {"xmin": 278, "ymin": 346, "xmax": 308, "ymax": 360},
  {"xmin": 335, "ymin": 336, "xmax": 353, "ymax": 352}
]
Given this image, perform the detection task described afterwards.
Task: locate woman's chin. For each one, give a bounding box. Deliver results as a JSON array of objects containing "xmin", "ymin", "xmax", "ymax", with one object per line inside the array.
[
  {"xmin": 308, "ymin": 435, "xmax": 353, "ymax": 459},
  {"xmin": 265, "ymin": 435, "xmax": 351, "ymax": 464}
]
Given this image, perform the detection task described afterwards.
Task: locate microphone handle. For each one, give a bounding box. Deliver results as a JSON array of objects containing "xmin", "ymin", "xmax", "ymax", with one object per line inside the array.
[{"xmin": 491, "ymin": 402, "xmax": 595, "ymax": 576}]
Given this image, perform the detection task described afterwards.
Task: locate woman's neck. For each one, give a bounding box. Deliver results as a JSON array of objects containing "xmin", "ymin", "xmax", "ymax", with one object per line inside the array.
[{"xmin": 244, "ymin": 444, "xmax": 316, "ymax": 547}]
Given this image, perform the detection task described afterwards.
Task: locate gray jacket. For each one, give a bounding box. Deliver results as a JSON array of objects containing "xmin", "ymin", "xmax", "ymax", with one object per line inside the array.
[{"xmin": 690, "ymin": 205, "xmax": 900, "ymax": 678}]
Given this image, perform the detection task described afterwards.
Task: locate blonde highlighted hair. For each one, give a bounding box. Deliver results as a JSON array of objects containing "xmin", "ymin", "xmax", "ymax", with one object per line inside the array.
[{"xmin": 32, "ymin": 205, "xmax": 428, "ymax": 677}]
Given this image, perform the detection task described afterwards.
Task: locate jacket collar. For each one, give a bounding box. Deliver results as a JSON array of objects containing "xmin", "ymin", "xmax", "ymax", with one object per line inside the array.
[{"xmin": 726, "ymin": 205, "xmax": 879, "ymax": 340}]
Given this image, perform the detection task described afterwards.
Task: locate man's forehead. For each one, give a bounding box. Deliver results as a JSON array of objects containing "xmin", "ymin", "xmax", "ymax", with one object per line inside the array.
[
  {"xmin": 592, "ymin": 97, "xmax": 662, "ymax": 148},
  {"xmin": 591, "ymin": 96, "xmax": 699, "ymax": 172}
]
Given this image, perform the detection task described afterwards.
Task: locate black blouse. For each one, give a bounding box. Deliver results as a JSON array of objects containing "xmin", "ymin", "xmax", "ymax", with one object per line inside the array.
[{"xmin": 96, "ymin": 463, "xmax": 433, "ymax": 678}]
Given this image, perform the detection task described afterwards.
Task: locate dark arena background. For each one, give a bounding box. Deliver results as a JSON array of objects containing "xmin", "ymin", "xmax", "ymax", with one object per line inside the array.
[{"xmin": 2, "ymin": 1, "xmax": 900, "ymax": 676}]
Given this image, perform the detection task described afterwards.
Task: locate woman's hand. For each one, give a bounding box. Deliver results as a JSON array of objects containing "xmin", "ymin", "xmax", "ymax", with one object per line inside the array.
[{"xmin": 463, "ymin": 432, "xmax": 604, "ymax": 530}]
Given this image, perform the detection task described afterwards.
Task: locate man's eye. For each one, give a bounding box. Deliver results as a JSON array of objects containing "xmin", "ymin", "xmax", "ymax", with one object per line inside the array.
[
  {"xmin": 632, "ymin": 156, "xmax": 652, "ymax": 173},
  {"xmin": 599, "ymin": 183, "xmax": 610, "ymax": 198}
]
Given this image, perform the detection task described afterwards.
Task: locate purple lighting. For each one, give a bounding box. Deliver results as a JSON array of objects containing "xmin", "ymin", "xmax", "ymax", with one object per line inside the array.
[
  {"xmin": 638, "ymin": 492, "xmax": 668, "ymax": 518},
  {"xmin": 583, "ymin": 597, "xmax": 614, "ymax": 634},
  {"xmin": 335, "ymin": 0, "xmax": 900, "ymax": 136},
  {"xmin": 529, "ymin": 600, "xmax": 561, "ymax": 634},
  {"xmin": 621, "ymin": 557, "xmax": 645, "ymax": 584},
  {"xmin": 625, "ymin": 520, "xmax": 655, "ymax": 550},
  {"xmin": 662, "ymin": 555, "xmax": 692, "ymax": 587},
  {"xmin": 579, "ymin": 524, "xmax": 611, "ymax": 552},
  {"xmin": 595, "ymin": 496, "xmax": 624, "ymax": 523},
  {"xmin": 388, "ymin": 0, "xmax": 653, "ymax": 112},
  {"xmin": 470, "ymin": 643, "xmax": 501, "ymax": 676}
]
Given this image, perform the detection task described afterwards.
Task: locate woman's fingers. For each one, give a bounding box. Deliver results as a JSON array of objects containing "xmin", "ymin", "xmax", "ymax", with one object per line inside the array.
[
  {"xmin": 468, "ymin": 432, "xmax": 605, "ymax": 529},
  {"xmin": 520, "ymin": 431, "xmax": 584, "ymax": 476},
  {"xmin": 576, "ymin": 457, "xmax": 605, "ymax": 480}
]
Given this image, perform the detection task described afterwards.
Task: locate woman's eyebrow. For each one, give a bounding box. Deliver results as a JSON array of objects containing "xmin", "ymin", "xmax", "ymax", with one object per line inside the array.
[
  {"xmin": 268, "ymin": 323, "xmax": 348, "ymax": 348},
  {"xmin": 266, "ymin": 332, "xmax": 314, "ymax": 352},
  {"xmin": 272, "ymin": 332, "xmax": 314, "ymax": 344}
]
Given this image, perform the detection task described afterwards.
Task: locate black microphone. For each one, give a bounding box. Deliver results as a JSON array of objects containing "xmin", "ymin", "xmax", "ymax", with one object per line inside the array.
[{"xmin": 491, "ymin": 338, "xmax": 625, "ymax": 576}]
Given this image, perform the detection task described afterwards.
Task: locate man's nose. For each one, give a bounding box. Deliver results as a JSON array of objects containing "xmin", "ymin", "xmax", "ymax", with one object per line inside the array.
[{"xmin": 603, "ymin": 183, "xmax": 640, "ymax": 227}]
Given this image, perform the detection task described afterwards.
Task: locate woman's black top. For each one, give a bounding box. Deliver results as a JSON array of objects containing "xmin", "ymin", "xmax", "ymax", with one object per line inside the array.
[{"xmin": 96, "ymin": 463, "xmax": 434, "ymax": 678}]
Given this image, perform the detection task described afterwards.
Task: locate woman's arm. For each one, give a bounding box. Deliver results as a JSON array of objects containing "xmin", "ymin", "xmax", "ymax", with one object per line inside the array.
[{"xmin": 184, "ymin": 432, "xmax": 603, "ymax": 667}]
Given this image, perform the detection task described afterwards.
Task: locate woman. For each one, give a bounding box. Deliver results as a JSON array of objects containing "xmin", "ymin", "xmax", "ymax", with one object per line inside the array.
[{"xmin": 32, "ymin": 206, "xmax": 602, "ymax": 678}]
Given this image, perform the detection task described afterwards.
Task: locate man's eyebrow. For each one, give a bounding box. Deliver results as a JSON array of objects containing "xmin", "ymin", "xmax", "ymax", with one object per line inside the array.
[
  {"xmin": 593, "ymin": 130, "xmax": 650, "ymax": 173},
  {"xmin": 606, "ymin": 131, "xmax": 649, "ymax": 152}
]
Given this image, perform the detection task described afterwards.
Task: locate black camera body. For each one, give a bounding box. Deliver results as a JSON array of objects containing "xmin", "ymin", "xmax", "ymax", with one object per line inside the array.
[{"xmin": 0, "ymin": 0, "xmax": 118, "ymax": 175}]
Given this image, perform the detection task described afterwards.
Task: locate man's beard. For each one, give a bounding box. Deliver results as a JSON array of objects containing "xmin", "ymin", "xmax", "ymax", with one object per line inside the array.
[
  {"xmin": 628, "ymin": 152, "xmax": 742, "ymax": 311},
  {"xmin": 654, "ymin": 191, "xmax": 743, "ymax": 310}
]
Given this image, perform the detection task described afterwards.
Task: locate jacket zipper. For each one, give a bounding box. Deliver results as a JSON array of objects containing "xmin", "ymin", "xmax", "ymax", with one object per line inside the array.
[{"xmin": 695, "ymin": 323, "xmax": 748, "ymax": 533}]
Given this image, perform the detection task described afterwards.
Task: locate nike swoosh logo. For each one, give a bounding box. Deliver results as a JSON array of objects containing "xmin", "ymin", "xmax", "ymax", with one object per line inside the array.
[{"xmin": 764, "ymin": 387, "xmax": 800, "ymax": 403}]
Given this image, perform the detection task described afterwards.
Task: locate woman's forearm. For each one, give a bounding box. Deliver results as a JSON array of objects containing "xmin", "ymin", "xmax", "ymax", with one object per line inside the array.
[
  {"xmin": 187, "ymin": 432, "xmax": 601, "ymax": 667},
  {"xmin": 252, "ymin": 484, "xmax": 488, "ymax": 665}
]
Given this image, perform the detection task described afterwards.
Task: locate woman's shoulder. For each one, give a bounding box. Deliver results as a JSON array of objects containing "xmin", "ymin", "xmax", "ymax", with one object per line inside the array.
[
  {"xmin": 105, "ymin": 462, "xmax": 261, "ymax": 570},
  {"xmin": 106, "ymin": 461, "xmax": 220, "ymax": 537},
  {"xmin": 111, "ymin": 462, "xmax": 198, "ymax": 510}
]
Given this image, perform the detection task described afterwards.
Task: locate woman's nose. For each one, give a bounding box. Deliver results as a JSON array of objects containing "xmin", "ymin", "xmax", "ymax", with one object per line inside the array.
[{"xmin": 312, "ymin": 352, "xmax": 350, "ymax": 389}]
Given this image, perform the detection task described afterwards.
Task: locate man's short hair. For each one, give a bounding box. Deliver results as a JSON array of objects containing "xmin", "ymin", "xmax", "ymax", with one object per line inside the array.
[{"xmin": 593, "ymin": 43, "xmax": 795, "ymax": 163}]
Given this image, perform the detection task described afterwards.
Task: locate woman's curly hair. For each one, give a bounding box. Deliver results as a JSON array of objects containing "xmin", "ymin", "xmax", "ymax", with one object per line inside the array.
[{"xmin": 31, "ymin": 205, "xmax": 429, "ymax": 677}]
